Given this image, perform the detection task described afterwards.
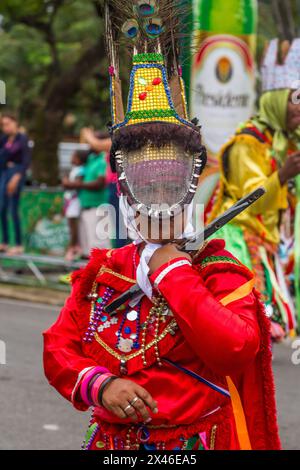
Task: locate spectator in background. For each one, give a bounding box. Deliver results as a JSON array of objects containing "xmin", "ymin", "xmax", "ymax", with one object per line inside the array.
[
  {"xmin": 63, "ymin": 149, "xmax": 88, "ymax": 262},
  {"xmin": 81, "ymin": 128, "xmax": 127, "ymax": 248},
  {"xmin": 0, "ymin": 113, "xmax": 31, "ymax": 255},
  {"xmin": 63, "ymin": 128, "xmax": 111, "ymax": 256}
]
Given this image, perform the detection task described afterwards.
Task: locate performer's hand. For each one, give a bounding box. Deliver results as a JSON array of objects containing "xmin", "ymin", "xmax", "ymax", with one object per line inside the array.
[
  {"xmin": 102, "ymin": 378, "xmax": 158, "ymax": 422},
  {"xmin": 279, "ymin": 151, "xmax": 300, "ymax": 184},
  {"xmin": 148, "ymin": 243, "xmax": 192, "ymax": 276}
]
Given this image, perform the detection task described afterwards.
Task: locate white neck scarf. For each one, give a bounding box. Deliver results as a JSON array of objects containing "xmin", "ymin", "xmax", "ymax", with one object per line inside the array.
[{"xmin": 119, "ymin": 195, "xmax": 195, "ymax": 301}]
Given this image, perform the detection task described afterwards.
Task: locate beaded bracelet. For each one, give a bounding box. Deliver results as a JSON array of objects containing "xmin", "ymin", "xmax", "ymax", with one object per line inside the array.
[{"xmin": 80, "ymin": 366, "xmax": 109, "ymax": 406}]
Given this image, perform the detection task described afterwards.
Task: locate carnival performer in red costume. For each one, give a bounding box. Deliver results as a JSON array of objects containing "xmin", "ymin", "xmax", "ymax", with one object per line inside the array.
[{"xmin": 43, "ymin": 1, "xmax": 281, "ymax": 451}]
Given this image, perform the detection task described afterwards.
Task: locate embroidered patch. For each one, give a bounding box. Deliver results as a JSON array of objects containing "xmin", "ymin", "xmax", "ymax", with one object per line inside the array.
[{"xmin": 200, "ymin": 256, "xmax": 241, "ymax": 269}]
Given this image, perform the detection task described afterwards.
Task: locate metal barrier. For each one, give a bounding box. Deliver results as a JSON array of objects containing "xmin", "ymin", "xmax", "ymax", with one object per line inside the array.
[{"xmin": 0, "ymin": 253, "xmax": 85, "ymax": 288}]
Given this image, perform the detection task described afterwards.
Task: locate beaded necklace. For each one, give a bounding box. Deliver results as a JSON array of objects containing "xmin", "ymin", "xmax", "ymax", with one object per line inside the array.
[
  {"xmin": 85, "ymin": 245, "xmax": 178, "ymax": 374},
  {"xmin": 115, "ymin": 302, "xmax": 142, "ymax": 352},
  {"xmin": 84, "ymin": 287, "xmax": 115, "ymax": 343}
]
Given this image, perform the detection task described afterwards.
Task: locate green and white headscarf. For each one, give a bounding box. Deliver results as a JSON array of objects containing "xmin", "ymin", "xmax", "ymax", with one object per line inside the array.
[{"xmin": 251, "ymin": 89, "xmax": 300, "ymax": 162}]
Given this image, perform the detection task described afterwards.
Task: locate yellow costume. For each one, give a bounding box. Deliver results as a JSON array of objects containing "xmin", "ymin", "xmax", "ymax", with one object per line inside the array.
[
  {"xmin": 207, "ymin": 120, "xmax": 296, "ymax": 334},
  {"xmin": 212, "ymin": 130, "xmax": 288, "ymax": 246}
]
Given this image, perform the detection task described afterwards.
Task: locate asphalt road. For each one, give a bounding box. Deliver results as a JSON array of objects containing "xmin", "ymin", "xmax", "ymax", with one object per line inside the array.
[{"xmin": 0, "ymin": 298, "xmax": 299, "ymax": 450}]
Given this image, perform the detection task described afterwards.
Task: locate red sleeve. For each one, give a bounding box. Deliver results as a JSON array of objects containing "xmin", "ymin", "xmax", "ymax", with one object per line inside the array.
[
  {"xmin": 150, "ymin": 259, "xmax": 260, "ymax": 376},
  {"xmin": 43, "ymin": 290, "xmax": 99, "ymax": 411}
]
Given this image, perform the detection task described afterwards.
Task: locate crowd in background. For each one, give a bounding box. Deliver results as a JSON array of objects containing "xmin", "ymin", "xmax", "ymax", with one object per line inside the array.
[
  {"xmin": 62, "ymin": 127, "xmax": 126, "ymax": 262},
  {"xmin": 0, "ymin": 113, "xmax": 127, "ymax": 262},
  {"xmin": 0, "ymin": 113, "xmax": 30, "ymax": 255}
]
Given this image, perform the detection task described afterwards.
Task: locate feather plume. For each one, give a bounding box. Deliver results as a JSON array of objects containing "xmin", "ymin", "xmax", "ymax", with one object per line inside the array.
[{"xmin": 104, "ymin": 0, "xmax": 193, "ymax": 72}]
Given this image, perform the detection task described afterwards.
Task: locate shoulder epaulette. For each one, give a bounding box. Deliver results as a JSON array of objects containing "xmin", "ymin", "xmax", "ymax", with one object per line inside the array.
[{"xmin": 199, "ymin": 255, "xmax": 241, "ymax": 270}]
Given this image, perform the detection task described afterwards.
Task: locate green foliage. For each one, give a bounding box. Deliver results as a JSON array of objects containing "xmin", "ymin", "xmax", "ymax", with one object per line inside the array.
[
  {"xmin": 0, "ymin": 0, "xmax": 299, "ymax": 182},
  {"xmin": 0, "ymin": 0, "xmax": 110, "ymax": 133}
]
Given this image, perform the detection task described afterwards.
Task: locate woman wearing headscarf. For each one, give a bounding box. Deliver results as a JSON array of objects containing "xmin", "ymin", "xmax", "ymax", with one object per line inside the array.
[{"xmin": 207, "ymin": 40, "xmax": 300, "ymax": 339}]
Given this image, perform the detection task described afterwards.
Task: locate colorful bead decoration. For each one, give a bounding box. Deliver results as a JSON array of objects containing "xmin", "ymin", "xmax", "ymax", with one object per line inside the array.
[
  {"xmin": 112, "ymin": 60, "xmax": 195, "ymax": 131},
  {"xmin": 84, "ymin": 287, "xmax": 114, "ymax": 343},
  {"xmin": 133, "ymin": 53, "xmax": 164, "ymax": 64},
  {"xmin": 82, "ymin": 421, "xmax": 99, "ymax": 450},
  {"xmin": 115, "ymin": 303, "xmax": 142, "ymax": 352},
  {"xmin": 126, "ymin": 109, "xmax": 176, "ymax": 120},
  {"xmin": 152, "ymin": 77, "xmax": 162, "ymax": 86},
  {"xmin": 138, "ymin": 77, "xmax": 148, "ymax": 85}
]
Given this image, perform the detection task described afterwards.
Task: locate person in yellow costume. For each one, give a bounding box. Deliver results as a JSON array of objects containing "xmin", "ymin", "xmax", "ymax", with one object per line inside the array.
[{"xmin": 207, "ymin": 40, "xmax": 300, "ymax": 339}]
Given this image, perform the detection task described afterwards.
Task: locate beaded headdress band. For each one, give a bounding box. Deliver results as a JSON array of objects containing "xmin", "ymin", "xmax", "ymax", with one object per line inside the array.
[{"xmin": 105, "ymin": 0, "xmax": 207, "ymax": 217}]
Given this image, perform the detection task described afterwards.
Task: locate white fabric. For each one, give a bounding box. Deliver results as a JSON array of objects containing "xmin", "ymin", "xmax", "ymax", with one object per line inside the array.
[
  {"xmin": 120, "ymin": 195, "xmax": 195, "ymax": 300},
  {"xmin": 65, "ymin": 197, "xmax": 81, "ymax": 219},
  {"xmin": 153, "ymin": 259, "xmax": 192, "ymax": 288},
  {"xmin": 79, "ymin": 208, "xmax": 111, "ymax": 256},
  {"xmin": 64, "ymin": 165, "xmax": 85, "ymax": 201},
  {"xmin": 71, "ymin": 366, "xmax": 94, "ymax": 404},
  {"xmin": 136, "ymin": 242, "xmax": 162, "ymax": 300}
]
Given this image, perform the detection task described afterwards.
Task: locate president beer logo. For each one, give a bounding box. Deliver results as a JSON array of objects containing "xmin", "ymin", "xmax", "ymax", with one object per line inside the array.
[{"xmin": 216, "ymin": 56, "xmax": 232, "ymax": 83}]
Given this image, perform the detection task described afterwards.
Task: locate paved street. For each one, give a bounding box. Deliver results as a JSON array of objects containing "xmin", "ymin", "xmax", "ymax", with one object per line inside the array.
[{"xmin": 0, "ymin": 298, "xmax": 299, "ymax": 450}]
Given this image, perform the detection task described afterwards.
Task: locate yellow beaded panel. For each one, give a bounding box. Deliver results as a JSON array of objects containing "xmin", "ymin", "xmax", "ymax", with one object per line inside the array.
[
  {"xmin": 131, "ymin": 66, "xmax": 169, "ymax": 112},
  {"xmin": 125, "ymin": 143, "xmax": 180, "ymax": 164}
]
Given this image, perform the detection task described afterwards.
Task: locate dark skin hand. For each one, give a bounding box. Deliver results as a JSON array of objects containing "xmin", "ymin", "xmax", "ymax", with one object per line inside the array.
[
  {"xmin": 279, "ymin": 152, "xmax": 300, "ymax": 185},
  {"xmin": 147, "ymin": 243, "xmax": 192, "ymax": 276},
  {"xmin": 102, "ymin": 378, "xmax": 158, "ymax": 422}
]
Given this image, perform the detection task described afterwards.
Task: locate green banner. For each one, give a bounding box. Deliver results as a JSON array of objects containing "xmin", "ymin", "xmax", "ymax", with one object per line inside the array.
[
  {"xmin": 182, "ymin": 0, "xmax": 257, "ymax": 162},
  {"xmin": 9, "ymin": 188, "xmax": 69, "ymax": 255}
]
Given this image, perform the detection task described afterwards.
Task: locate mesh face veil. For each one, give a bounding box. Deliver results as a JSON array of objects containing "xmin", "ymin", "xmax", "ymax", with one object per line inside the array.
[
  {"xmin": 123, "ymin": 143, "xmax": 193, "ymax": 208},
  {"xmin": 105, "ymin": 0, "xmax": 207, "ymax": 217}
]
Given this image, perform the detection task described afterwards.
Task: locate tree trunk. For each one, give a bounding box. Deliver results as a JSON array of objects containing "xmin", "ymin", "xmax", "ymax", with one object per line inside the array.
[
  {"xmin": 31, "ymin": 107, "xmax": 64, "ymax": 185},
  {"xmin": 271, "ymin": 0, "xmax": 296, "ymax": 41},
  {"xmin": 31, "ymin": 38, "xmax": 104, "ymax": 185},
  {"xmin": 281, "ymin": 0, "xmax": 296, "ymax": 41}
]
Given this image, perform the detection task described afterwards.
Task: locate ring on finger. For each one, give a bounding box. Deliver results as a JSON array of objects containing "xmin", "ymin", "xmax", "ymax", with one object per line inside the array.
[
  {"xmin": 129, "ymin": 397, "xmax": 140, "ymax": 407},
  {"xmin": 123, "ymin": 404, "xmax": 134, "ymax": 414}
]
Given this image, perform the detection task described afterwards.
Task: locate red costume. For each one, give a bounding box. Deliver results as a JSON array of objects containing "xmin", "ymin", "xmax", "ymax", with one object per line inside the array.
[{"xmin": 43, "ymin": 239, "xmax": 281, "ymax": 450}]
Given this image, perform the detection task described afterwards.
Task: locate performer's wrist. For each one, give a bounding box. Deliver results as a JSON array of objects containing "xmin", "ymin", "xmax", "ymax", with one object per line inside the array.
[
  {"xmin": 149, "ymin": 257, "xmax": 192, "ymax": 290},
  {"xmin": 98, "ymin": 376, "xmax": 119, "ymax": 406},
  {"xmin": 79, "ymin": 366, "xmax": 112, "ymax": 407},
  {"xmin": 148, "ymin": 244, "xmax": 192, "ymax": 276}
]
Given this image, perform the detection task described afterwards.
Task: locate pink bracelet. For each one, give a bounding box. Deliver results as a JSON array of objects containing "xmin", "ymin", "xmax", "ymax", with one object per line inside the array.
[
  {"xmin": 90, "ymin": 373, "xmax": 115, "ymax": 407},
  {"xmin": 80, "ymin": 366, "xmax": 109, "ymax": 406}
]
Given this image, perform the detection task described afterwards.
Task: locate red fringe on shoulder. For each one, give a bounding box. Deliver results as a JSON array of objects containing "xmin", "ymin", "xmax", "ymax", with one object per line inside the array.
[
  {"xmin": 253, "ymin": 289, "xmax": 281, "ymax": 450},
  {"xmin": 73, "ymin": 248, "xmax": 110, "ymax": 307}
]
